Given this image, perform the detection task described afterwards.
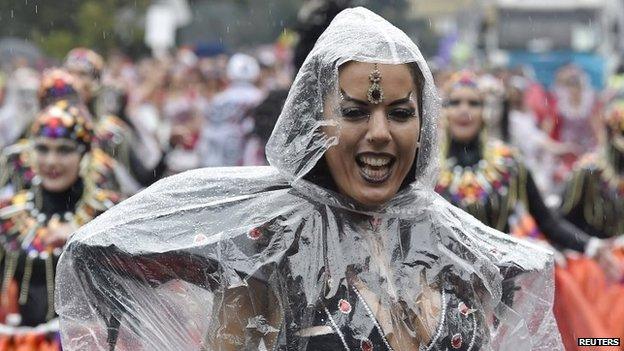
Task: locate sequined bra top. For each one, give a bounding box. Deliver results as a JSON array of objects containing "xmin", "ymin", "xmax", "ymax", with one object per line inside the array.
[{"xmin": 292, "ymin": 275, "xmax": 484, "ymax": 351}]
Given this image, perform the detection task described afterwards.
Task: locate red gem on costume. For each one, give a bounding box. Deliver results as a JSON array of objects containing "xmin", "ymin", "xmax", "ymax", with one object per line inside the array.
[
  {"xmin": 247, "ymin": 228, "xmax": 262, "ymax": 240},
  {"xmin": 338, "ymin": 299, "xmax": 352, "ymax": 314},
  {"xmin": 451, "ymin": 333, "xmax": 463, "ymax": 349},
  {"xmin": 193, "ymin": 233, "xmax": 208, "ymax": 245},
  {"xmin": 361, "ymin": 339, "xmax": 373, "ymax": 351}
]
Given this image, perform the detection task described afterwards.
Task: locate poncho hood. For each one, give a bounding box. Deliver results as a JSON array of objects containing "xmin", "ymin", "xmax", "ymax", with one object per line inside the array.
[{"xmin": 267, "ymin": 7, "xmax": 439, "ymax": 192}]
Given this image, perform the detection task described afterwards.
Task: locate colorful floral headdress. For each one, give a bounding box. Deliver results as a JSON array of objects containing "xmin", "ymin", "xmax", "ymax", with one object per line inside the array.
[
  {"xmin": 38, "ymin": 68, "xmax": 80, "ymax": 107},
  {"xmin": 605, "ymin": 98, "xmax": 624, "ymax": 133},
  {"xmin": 31, "ymin": 100, "xmax": 94, "ymax": 150},
  {"xmin": 64, "ymin": 48, "xmax": 104, "ymax": 80},
  {"xmin": 446, "ymin": 70, "xmax": 480, "ymax": 91}
]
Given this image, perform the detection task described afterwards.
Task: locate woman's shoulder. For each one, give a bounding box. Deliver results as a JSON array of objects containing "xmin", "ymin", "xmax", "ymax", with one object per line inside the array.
[{"xmin": 68, "ymin": 166, "xmax": 309, "ymax": 253}]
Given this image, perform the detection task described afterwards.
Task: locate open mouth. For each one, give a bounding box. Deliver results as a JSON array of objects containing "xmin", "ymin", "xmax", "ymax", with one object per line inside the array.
[
  {"xmin": 456, "ymin": 114, "xmax": 475, "ymax": 126},
  {"xmin": 43, "ymin": 170, "xmax": 62, "ymax": 179},
  {"xmin": 355, "ymin": 153, "xmax": 396, "ymax": 184}
]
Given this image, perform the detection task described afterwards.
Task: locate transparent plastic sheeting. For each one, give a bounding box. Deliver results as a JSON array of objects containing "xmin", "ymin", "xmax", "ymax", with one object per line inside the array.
[{"xmin": 55, "ymin": 7, "xmax": 563, "ymax": 351}]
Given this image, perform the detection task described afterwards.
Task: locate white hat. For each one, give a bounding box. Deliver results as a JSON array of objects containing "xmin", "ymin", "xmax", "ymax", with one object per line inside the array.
[{"xmin": 226, "ymin": 53, "xmax": 260, "ymax": 82}]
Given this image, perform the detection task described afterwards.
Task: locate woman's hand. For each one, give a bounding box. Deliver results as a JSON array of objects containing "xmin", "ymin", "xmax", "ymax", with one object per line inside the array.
[
  {"xmin": 594, "ymin": 242, "xmax": 624, "ymax": 282},
  {"xmin": 544, "ymin": 140, "xmax": 578, "ymax": 156}
]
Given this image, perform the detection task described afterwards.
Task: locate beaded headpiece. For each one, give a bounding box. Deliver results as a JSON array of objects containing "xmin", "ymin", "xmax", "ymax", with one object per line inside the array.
[
  {"xmin": 31, "ymin": 100, "xmax": 93, "ymax": 150},
  {"xmin": 64, "ymin": 48, "xmax": 104, "ymax": 80},
  {"xmin": 38, "ymin": 68, "xmax": 80, "ymax": 107},
  {"xmin": 367, "ymin": 63, "xmax": 384, "ymax": 104},
  {"xmin": 446, "ymin": 70, "xmax": 480, "ymax": 91}
]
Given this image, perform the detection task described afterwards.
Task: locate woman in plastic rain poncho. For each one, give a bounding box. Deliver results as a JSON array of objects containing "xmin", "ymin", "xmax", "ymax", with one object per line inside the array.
[{"xmin": 55, "ymin": 8, "xmax": 563, "ymax": 351}]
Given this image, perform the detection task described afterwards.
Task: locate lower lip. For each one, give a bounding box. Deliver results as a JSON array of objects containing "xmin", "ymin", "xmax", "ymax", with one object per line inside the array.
[
  {"xmin": 358, "ymin": 162, "xmax": 393, "ymax": 184},
  {"xmin": 456, "ymin": 119, "xmax": 474, "ymax": 127},
  {"xmin": 43, "ymin": 172, "xmax": 61, "ymax": 179}
]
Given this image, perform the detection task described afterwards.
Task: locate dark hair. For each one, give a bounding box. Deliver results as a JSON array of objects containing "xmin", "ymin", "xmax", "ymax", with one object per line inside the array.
[
  {"xmin": 304, "ymin": 62, "xmax": 426, "ymax": 193},
  {"xmin": 294, "ymin": 0, "xmax": 352, "ymax": 72}
]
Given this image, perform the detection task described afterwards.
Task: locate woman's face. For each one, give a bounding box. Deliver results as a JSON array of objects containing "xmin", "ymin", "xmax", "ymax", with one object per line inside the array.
[
  {"xmin": 445, "ymin": 86, "xmax": 484, "ymax": 142},
  {"xmin": 323, "ymin": 62, "xmax": 420, "ymax": 207},
  {"xmin": 33, "ymin": 137, "xmax": 83, "ymax": 192}
]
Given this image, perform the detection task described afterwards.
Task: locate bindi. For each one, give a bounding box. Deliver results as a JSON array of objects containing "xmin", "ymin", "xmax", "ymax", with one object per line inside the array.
[{"xmin": 367, "ymin": 63, "xmax": 384, "ymax": 105}]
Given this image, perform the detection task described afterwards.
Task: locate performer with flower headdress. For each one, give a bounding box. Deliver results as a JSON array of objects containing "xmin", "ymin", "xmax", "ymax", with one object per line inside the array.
[
  {"xmin": 558, "ymin": 94, "xmax": 624, "ymax": 344},
  {"xmin": 562, "ymin": 95, "xmax": 624, "ymax": 239},
  {"xmin": 0, "ymin": 69, "xmax": 134, "ymax": 197},
  {"xmin": 436, "ymin": 70, "xmax": 623, "ymax": 350},
  {"xmin": 0, "ymin": 100, "xmax": 121, "ymax": 350}
]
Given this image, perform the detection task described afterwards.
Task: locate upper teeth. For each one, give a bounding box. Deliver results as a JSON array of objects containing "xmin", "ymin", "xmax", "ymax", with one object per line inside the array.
[{"xmin": 359, "ymin": 155, "xmax": 391, "ymax": 167}]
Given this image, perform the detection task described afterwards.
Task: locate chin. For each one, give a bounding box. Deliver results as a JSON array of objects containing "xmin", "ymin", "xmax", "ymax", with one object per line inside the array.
[
  {"xmin": 42, "ymin": 179, "xmax": 72, "ymax": 193},
  {"xmin": 353, "ymin": 188, "xmax": 395, "ymax": 207},
  {"xmin": 453, "ymin": 131, "xmax": 478, "ymax": 142}
]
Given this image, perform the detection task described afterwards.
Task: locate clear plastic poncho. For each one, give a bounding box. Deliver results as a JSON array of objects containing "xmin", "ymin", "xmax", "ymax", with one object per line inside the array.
[{"xmin": 56, "ymin": 7, "xmax": 563, "ymax": 351}]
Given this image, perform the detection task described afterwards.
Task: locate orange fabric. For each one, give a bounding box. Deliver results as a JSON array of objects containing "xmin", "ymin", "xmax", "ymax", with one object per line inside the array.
[
  {"xmin": 0, "ymin": 280, "xmax": 61, "ymax": 351},
  {"xmin": 0, "ymin": 280, "xmax": 19, "ymax": 323},
  {"xmin": 0, "ymin": 333, "xmax": 60, "ymax": 351},
  {"xmin": 554, "ymin": 266, "xmax": 615, "ymax": 350},
  {"xmin": 555, "ymin": 257, "xmax": 624, "ymax": 350}
]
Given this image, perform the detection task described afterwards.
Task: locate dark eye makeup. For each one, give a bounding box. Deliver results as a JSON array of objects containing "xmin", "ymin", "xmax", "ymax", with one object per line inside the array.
[
  {"xmin": 34, "ymin": 143, "xmax": 80, "ymax": 155},
  {"xmin": 34, "ymin": 144, "xmax": 49, "ymax": 154},
  {"xmin": 388, "ymin": 108, "xmax": 417, "ymax": 121},
  {"xmin": 339, "ymin": 105, "xmax": 416, "ymax": 122},
  {"xmin": 446, "ymin": 99, "xmax": 483, "ymax": 107},
  {"xmin": 340, "ymin": 106, "xmax": 370, "ymax": 120}
]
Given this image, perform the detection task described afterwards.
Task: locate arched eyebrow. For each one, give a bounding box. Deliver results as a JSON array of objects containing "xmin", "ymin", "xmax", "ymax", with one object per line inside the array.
[
  {"xmin": 340, "ymin": 90, "xmax": 414, "ymax": 106},
  {"xmin": 340, "ymin": 89, "xmax": 367, "ymax": 105},
  {"xmin": 388, "ymin": 92, "xmax": 415, "ymax": 107}
]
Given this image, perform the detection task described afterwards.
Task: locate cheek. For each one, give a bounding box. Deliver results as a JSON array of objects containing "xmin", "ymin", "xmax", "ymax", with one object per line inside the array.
[
  {"xmin": 34, "ymin": 154, "xmax": 46, "ymax": 168},
  {"xmin": 325, "ymin": 130, "xmax": 356, "ymax": 168},
  {"xmin": 63, "ymin": 156, "xmax": 82, "ymax": 176},
  {"xmin": 446, "ymin": 110, "xmax": 462, "ymax": 125},
  {"xmin": 394, "ymin": 125, "xmax": 420, "ymax": 163},
  {"xmin": 469, "ymin": 112, "xmax": 484, "ymax": 128}
]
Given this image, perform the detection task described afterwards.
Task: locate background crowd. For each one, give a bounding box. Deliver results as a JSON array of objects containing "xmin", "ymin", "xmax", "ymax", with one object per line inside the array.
[{"xmin": 0, "ymin": 0, "xmax": 624, "ymax": 350}]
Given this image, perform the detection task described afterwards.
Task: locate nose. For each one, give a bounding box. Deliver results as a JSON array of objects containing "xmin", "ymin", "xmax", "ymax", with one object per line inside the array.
[
  {"xmin": 41, "ymin": 149, "xmax": 61, "ymax": 166},
  {"xmin": 365, "ymin": 109, "xmax": 391, "ymax": 145},
  {"xmin": 457, "ymin": 100, "xmax": 473, "ymax": 114}
]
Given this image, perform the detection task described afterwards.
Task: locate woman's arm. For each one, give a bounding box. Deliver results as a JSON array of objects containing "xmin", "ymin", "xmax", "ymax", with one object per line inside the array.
[
  {"xmin": 525, "ymin": 170, "xmax": 590, "ymax": 252},
  {"xmin": 61, "ymin": 241, "xmax": 280, "ymax": 350}
]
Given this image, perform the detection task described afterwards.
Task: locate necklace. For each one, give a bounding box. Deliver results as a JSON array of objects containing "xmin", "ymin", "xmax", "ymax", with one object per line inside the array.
[
  {"xmin": 437, "ymin": 141, "xmax": 523, "ymax": 231},
  {"xmin": 0, "ymin": 184, "xmax": 117, "ymax": 324}
]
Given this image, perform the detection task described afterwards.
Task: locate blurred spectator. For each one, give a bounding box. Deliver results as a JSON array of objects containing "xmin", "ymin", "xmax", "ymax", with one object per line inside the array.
[
  {"xmin": 548, "ymin": 65, "xmax": 602, "ymax": 180},
  {"xmin": 506, "ymin": 74, "xmax": 575, "ymax": 193},
  {"xmin": 0, "ymin": 67, "xmax": 40, "ymax": 148},
  {"xmin": 199, "ymin": 53, "xmax": 264, "ymax": 167},
  {"xmin": 0, "ymin": 101, "xmax": 121, "ymax": 349},
  {"xmin": 64, "ymin": 48, "xmax": 165, "ymax": 188}
]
